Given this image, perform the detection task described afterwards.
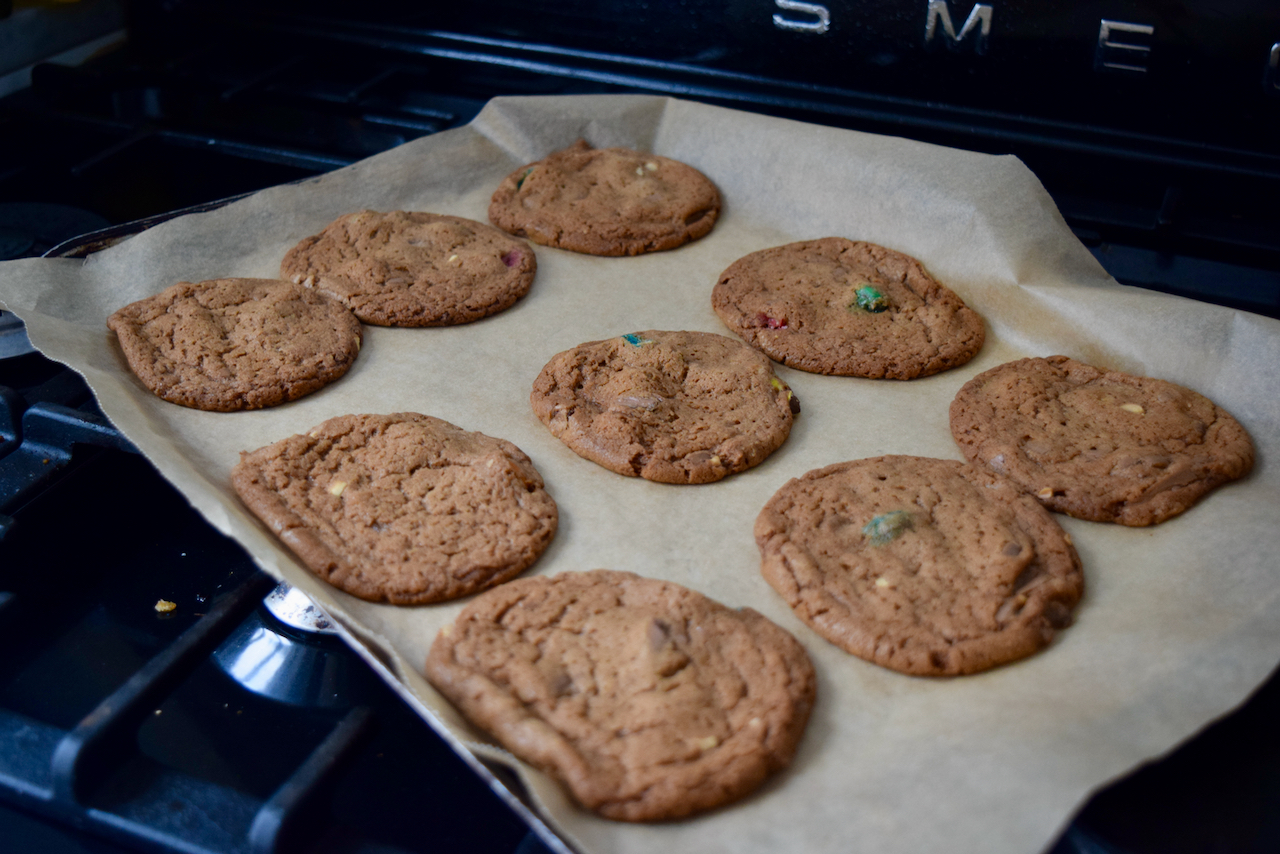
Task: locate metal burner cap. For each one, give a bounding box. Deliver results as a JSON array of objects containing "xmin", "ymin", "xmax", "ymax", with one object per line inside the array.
[
  {"xmin": 213, "ymin": 583, "xmax": 373, "ymax": 708},
  {"xmin": 263, "ymin": 582, "xmax": 338, "ymax": 634}
]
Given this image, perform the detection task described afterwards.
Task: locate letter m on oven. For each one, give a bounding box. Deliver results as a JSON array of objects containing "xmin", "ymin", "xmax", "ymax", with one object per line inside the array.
[{"xmin": 924, "ymin": 0, "xmax": 992, "ymax": 55}]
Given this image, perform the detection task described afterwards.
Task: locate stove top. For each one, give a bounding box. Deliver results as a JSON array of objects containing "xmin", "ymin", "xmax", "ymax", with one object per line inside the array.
[
  {"xmin": 1, "ymin": 3, "xmax": 1278, "ymax": 852},
  {"xmin": 0, "ymin": 349, "xmax": 557, "ymax": 854}
]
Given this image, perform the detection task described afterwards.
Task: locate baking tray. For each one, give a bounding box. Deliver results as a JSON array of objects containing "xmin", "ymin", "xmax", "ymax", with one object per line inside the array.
[{"xmin": 1, "ymin": 94, "xmax": 1278, "ymax": 854}]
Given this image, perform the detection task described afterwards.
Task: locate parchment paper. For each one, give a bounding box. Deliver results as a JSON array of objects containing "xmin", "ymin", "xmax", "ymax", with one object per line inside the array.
[{"xmin": 2, "ymin": 95, "xmax": 1278, "ymax": 854}]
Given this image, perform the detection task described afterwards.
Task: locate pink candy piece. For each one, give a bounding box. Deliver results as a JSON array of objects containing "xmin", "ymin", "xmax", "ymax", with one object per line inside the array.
[{"xmin": 756, "ymin": 312, "xmax": 787, "ymax": 329}]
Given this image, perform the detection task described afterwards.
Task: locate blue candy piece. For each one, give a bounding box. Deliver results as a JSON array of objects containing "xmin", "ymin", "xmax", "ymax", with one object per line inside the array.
[{"xmin": 862, "ymin": 510, "xmax": 914, "ymax": 546}]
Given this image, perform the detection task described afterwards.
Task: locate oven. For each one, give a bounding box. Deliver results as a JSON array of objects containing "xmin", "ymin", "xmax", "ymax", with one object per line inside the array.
[{"xmin": 2, "ymin": 2, "xmax": 1278, "ymax": 853}]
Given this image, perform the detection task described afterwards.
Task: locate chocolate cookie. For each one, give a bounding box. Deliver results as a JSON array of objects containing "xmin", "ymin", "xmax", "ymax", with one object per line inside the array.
[
  {"xmin": 488, "ymin": 140, "xmax": 721, "ymax": 256},
  {"xmin": 712, "ymin": 238, "xmax": 984, "ymax": 379},
  {"xmin": 425, "ymin": 569, "xmax": 816, "ymax": 821},
  {"xmin": 280, "ymin": 210, "xmax": 536, "ymax": 326},
  {"xmin": 530, "ymin": 330, "xmax": 797, "ymax": 484},
  {"xmin": 949, "ymin": 356, "xmax": 1255, "ymax": 526},
  {"xmin": 107, "ymin": 277, "xmax": 361, "ymax": 412},
  {"xmin": 232, "ymin": 413, "xmax": 558, "ymax": 604},
  {"xmin": 756, "ymin": 456, "xmax": 1083, "ymax": 676}
]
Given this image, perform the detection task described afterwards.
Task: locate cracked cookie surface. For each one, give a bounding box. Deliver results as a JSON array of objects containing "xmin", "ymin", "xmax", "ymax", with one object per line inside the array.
[
  {"xmin": 281, "ymin": 210, "xmax": 536, "ymax": 326},
  {"xmin": 712, "ymin": 238, "xmax": 984, "ymax": 378},
  {"xmin": 107, "ymin": 277, "xmax": 362, "ymax": 411},
  {"xmin": 232, "ymin": 412, "xmax": 558, "ymax": 604},
  {"xmin": 424, "ymin": 569, "xmax": 816, "ymax": 821},
  {"xmin": 756, "ymin": 455, "xmax": 1083, "ymax": 676},
  {"xmin": 949, "ymin": 356, "xmax": 1255, "ymax": 526},
  {"xmin": 488, "ymin": 139, "xmax": 721, "ymax": 256},
  {"xmin": 530, "ymin": 330, "xmax": 797, "ymax": 484}
]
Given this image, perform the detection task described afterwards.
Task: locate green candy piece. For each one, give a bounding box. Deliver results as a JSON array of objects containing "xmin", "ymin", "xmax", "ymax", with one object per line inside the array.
[
  {"xmin": 515, "ymin": 167, "xmax": 535, "ymax": 190},
  {"xmin": 854, "ymin": 285, "xmax": 890, "ymax": 313},
  {"xmin": 862, "ymin": 510, "xmax": 914, "ymax": 546}
]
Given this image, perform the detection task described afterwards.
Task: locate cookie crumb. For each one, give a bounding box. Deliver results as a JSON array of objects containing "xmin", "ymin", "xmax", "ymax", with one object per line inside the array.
[{"xmin": 155, "ymin": 599, "xmax": 177, "ymax": 613}]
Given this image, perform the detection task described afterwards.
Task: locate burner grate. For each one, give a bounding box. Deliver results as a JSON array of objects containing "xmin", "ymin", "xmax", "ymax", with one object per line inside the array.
[
  {"xmin": 0, "ymin": 349, "xmax": 547, "ymax": 853},
  {"xmin": 0, "ymin": 443, "xmax": 546, "ymax": 854}
]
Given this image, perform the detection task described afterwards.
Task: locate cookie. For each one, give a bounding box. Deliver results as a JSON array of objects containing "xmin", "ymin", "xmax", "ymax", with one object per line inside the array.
[
  {"xmin": 756, "ymin": 456, "xmax": 1083, "ymax": 676},
  {"xmin": 711, "ymin": 238, "xmax": 984, "ymax": 379},
  {"xmin": 280, "ymin": 210, "xmax": 536, "ymax": 326},
  {"xmin": 949, "ymin": 356, "xmax": 1255, "ymax": 526},
  {"xmin": 488, "ymin": 140, "xmax": 721, "ymax": 256},
  {"xmin": 107, "ymin": 277, "xmax": 361, "ymax": 412},
  {"xmin": 530, "ymin": 330, "xmax": 797, "ymax": 484},
  {"xmin": 232, "ymin": 413, "xmax": 558, "ymax": 604},
  {"xmin": 425, "ymin": 569, "xmax": 816, "ymax": 821}
]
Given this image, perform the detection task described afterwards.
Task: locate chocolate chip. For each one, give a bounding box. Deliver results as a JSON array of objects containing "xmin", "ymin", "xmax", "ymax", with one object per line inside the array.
[
  {"xmin": 648, "ymin": 618, "xmax": 672, "ymax": 651},
  {"xmin": 550, "ymin": 670, "xmax": 574, "ymax": 696}
]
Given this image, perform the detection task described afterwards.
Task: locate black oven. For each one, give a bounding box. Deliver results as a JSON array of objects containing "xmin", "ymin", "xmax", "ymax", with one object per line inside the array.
[{"xmin": 2, "ymin": 2, "xmax": 1278, "ymax": 853}]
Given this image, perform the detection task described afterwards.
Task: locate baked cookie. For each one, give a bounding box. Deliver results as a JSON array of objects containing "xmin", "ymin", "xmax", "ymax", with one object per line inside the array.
[
  {"xmin": 530, "ymin": 330, "xmax": 798, "ymax": 484},
  {"xmin": 756, "ymin": 456, "xmax": 1083, "ymax": 676},
  {"xmin": 107, "ymin": 277, "xmax": 361, "ymax": 412},
  {"xmin": 232, "ymin": 413, "xmax": 558, "ymax": 604},
  {"xmin": 949, "ymin": 355, "xmax": 1255, "ymax": 526},
  {"xmin": 488, "ymin": 140, "xmax": 721, "ymax": 256},
  {"xmin": 425, "ymin": 569, "xmax": 816, "ymax": 821},
  {"xmin": 712, "ymin": 238, "xmax": 984, "ymax": 379},
  {"xmin": 281, "ymin": 210, "xmax": 536, "ymax": 326}
]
